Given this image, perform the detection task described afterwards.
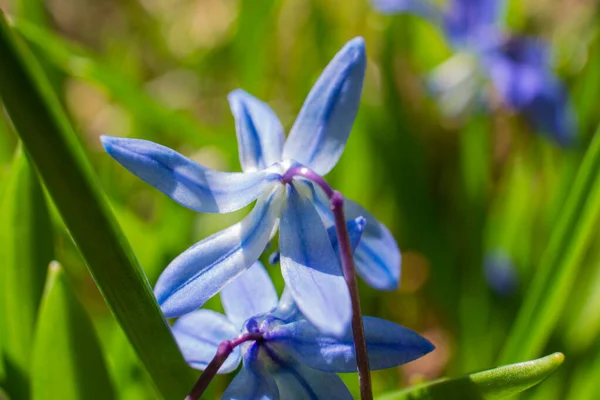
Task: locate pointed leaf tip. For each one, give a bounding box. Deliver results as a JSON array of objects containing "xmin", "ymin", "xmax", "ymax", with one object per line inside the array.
[{"xmin": 377, "ymin": 353, "xmax": 564, "ymax": 400}]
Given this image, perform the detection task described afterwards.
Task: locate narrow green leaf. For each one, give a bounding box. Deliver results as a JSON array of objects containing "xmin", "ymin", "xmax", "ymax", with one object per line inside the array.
[
  {"xmin": 377, "ymin": 353, "xmax": 564, "ymax": 400},
  {"xmin": 32, "ymin": 262, "xmax": 115, "ymax": 400},
  {"xmin": 0, "ymin": 12, "xmax": 194, "ymax": 398},
  {"xmin": 499, "ymin": 125, "xmax": 600, "ymax": 364},
  {"xmin": 0, "ymin": 147, "xmax": 53, "ymax": 398}
]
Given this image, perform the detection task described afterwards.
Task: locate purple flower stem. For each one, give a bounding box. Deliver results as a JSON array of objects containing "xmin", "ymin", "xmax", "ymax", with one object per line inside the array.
[
  {"xmin": 185, "ymin": 332, "xmax": 263, "ymax": 400},
  {"xmin": 282, "ymin": 166, "xmax": 373, "ymax": 400}
]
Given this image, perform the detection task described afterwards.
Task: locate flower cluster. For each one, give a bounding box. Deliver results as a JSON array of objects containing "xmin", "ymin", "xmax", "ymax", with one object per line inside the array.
[
  {"xmin": 173, "ymin": 240, "xmax": 433, "ymax": 399},
  {"xmin": 373, "ymin": 0, "xmax": 576, "ymax": 145},
  {"xmin": 103, "ymin": 37, "xmax": 430, "ymax": 398},
  {"xmin": 102, "ymin": 37, "xmax": 400, "ymax": 336}
]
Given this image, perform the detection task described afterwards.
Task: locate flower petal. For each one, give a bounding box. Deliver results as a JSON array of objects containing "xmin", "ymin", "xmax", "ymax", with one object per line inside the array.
[
  {"xmin": 172, "ymin": 309, "xmax": 241, "ymax": 373},
  {"xmin": 372, "ymin": 0, "xmax": 442, "ymax": 21},
  {"xmin": 265, "ymin": 316, "xmax": 434, "ymax": 372},
  {"xmin": 101, "ymin": 136, "xmax": 281, "ymax": 213},
  {"xmin": 309, "ymin": 184, "xmax": 401, "ymax": 291},
  {"xmin": 228, "ymin": 89, "xmax": 285, "ymax": 172},
  {"xmin": 327, "ymin": 216, "xmax": 367, "ymax": 256},
  {"xmin": 264, "ymin": 347, "xmax": 352, "ymax": 400},
  {"xmin": 155, "ymin": 187, "xmax": 284, "ymax": 318},
  {"xmin": 271, "ymin": 286, "xmax": 301, "ymax": 323},
  {"xmin": 343, "ymin": 198, "xmax": 401, "ymax": 290},
  {"xmin": 279, "ymin": 185, "xmax": 351, "ymax": 336},
  {"xmin": 222, "ymin": 364, "xmax": 279, "ymax": 400},
  {"xmin": 282, "ymin": 38, "xmax": 366, "ymax": 176},
  {"xmin": 221, "ymin": 261, "xmax": 279, "ymax": 328}
]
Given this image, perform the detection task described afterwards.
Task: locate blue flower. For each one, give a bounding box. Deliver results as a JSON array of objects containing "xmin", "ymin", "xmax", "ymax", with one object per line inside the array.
[
  {"xmin": 101, "ymin": 37, "xmax": 401, "ymax": 336},
  {"xmin": 373, "ymin": 0, "xmax": 576, "ymax": 145},
  {"xmin": 172, "ymin": 260, "xmax": 434, "ymax": 400}
]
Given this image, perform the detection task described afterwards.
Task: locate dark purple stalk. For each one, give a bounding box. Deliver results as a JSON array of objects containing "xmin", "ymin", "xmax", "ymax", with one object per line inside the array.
[
  {"xmin": 185, "ymin": 332, "xmax": 263, "ymax": 400},
  {"xmin": 282, "ymin": 166, "xmax": 373, "ymax": 400}
]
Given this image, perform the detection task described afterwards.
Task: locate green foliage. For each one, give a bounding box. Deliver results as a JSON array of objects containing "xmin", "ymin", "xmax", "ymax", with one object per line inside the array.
[
  {"xmin": 31, "ymin": 262, "xmax": 115, "ymax": 400},
  {"xmin": 500, "ymin": 124, "xmax": 600, "ymax": 364},
  {"xmin": 0, "ymin": 147, "xmax": 53, "ymax": 398},
  {"xmin": 0, "ymin": 11, "xmax": 193, "ymax": 399},
  {"xmin": 378, "ymin": 353, "xmax": 564, "ymax": 400}
]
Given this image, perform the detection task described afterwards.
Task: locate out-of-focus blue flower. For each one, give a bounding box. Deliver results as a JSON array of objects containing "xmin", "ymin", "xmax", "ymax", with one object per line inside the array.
[
  {"xmin": 373, "ymin": 0, "xmax": 576, "ymax": 145},
  {"xmin": 484, "ymin": 249, "xmax": 518, "ymax": 296},
  {"xmin": 172, "ymin": 260, "xmax": 434, "ymax": 400},
  {"xmin": 101, "ymin": 37, "xmax": 401, "ymax": 336}
]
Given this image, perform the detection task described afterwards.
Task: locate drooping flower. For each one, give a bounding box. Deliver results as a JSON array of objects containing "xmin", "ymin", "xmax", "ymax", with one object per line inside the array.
[
  {"xmin": 172, "ymin": 260, "xmax": 434, "ymax": 400},
  {"xmin": 101, "ymin": 37, "xmax": 401, "ymax": 336},
  {"xmin": 373, "ymin": 0, "xmax": 576, "ymax": 145}
]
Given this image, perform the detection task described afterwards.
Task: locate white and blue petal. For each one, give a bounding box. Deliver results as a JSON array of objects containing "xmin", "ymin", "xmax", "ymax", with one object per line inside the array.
[
  {"xmin": 222, "ymin": 347, "xmax": 280, "ymax": 400},
  {"xmin": 279, "ymin": 185, "xmax": 351, "ymax": 336},
  {"xmin": 101, "ymin": 136, "xmax": 281, "ymax": 213},
  {"xmin": 308, "ymin": 184, "xmax": 401, "ymax": 291},
  {"xmin": 155, "ymin": 186, "xmax": 284, "ymax": 318},
  {"xmin": 172, "ymin": 309, "xmax": 241, "ymax": 373},
  {"xmin": 343, "ymin": 198, "xmax": 401, "ymax": 291},
  {"xmin": 265, "ymin": 348, "xmax": 352, "ymax": 400},
  {"xmin": 282, "ymin": 38, "xmax": 366, "ymax": 176},
  {"xmin": 265, "ymin": 316, "xmax": 434, "ymax": 372},
  {"xmin": 327, "ymin": 216, "xmax": 367, "ymax": 256},
  {"xmin": 221, "ymin": 261, "xmax": 279, "ymax": 328},
  {"xmin": 228, "ymin": 90, "xmax": 285, "ymax": 172}
]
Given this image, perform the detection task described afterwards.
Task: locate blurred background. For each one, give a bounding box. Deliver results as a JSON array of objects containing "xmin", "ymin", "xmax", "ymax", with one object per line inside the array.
[{"xmin": 1, "ymin": 0, "xmax": 600, "ymax": 398}]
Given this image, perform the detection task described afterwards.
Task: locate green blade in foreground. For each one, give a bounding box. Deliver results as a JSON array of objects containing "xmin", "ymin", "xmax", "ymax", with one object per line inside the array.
[
  {"xmin": 0, "ymin": 147, "xmax": 53, "ymax": 399},
  {"xmin": 32, "ymin": 262, "xmax": 115, "ymax": 400},
  {"xmin": 499, "ymin": 126, "xmax": 600, "ymax": 364},
  {"xmin": 377, "ymin": 353, "xmax": 564, "ymax": 400},
  {"xmin": 0, "ymin": 12, "xmax": 193, "ymax": 398}
]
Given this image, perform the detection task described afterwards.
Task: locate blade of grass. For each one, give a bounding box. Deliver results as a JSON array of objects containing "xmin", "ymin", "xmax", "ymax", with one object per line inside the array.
[
  {"xmin": 0, "ymin": 12, "xmax": 194, "ymax": 398},
  {"xmin": 32, "ymin": 262, "xmax": 116, "ymax": 400},
  {"xmin": 499, "ymin": 126, "xmax": 600, "ymax": 364},
  {"xmin": 0, "ymin": 147, "xmax": 53, "ymax": 399},
  {"xmin": 377, "ymin": 353, "xmax": 564, "ymax": 400}
]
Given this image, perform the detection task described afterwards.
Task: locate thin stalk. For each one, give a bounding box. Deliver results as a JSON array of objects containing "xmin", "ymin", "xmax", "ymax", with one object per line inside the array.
[
  {"xmin": 282, "ymin": 166, "xmax": 373, "ymax": 400},
  {"xmin": 186, "ymin": 332, "xmax": 263, "ymax": 400}
]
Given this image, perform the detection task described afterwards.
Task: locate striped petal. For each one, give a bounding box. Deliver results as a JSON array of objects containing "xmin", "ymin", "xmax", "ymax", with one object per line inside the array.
[
  {"xmin": 172, "ymin": 309, "xmax": 240, "ymax": 373},
  {"xmin": 279, "ymin": 185, "xmax": 351, "ymax": 336},
  {"xmin": 222, "ymin": 364, "xmax": 279, "ymax": 400},
  {"xmin": 101, "ymin": 136, "xmax": 280, "ymax": 213},
  {"xmin": 264, "ymin": 347, "xmax": 352, "ymax": 400},
  {"xmin": 282, "ymin": 38, "xmax": 366, "ymax": 176},
  {"xmin": 228, "ymin": 89, "xmax": 285, "ymax": 172},
  {"xmin": 308, "ymin": 184, "xmax": 401, "ymax": 291},
  {"xmin": 221, "ymin": 261, "xmax": 279, "ymax": 328},
  {"xmin": 155, "ymin": 186, "xmax": 284, "ymax": 318},
  {"xmin": 266, "ymin": 316, "xmax": 434, "ymax": 372}
]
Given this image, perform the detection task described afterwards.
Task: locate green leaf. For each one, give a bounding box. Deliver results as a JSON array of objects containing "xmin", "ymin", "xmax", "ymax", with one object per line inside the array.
[
  {"xmin": 0, "ymin": 12, "xmax": 194, "ymax": 398},
  {"xmin": 0, "ymin": 147, "xmax": 53, "ymax": 398},
  {"xmin": 32, "ymin": 262, "xmax": 115, "ymax": 400},
  {"xmin": 377, "ymin": 353, "xmax": 564, "ymax": 400},
  {"xmin": 499, "ymin": 125, "xmax": 600, "ymax": 364}
]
